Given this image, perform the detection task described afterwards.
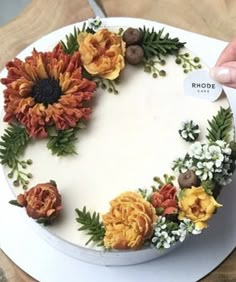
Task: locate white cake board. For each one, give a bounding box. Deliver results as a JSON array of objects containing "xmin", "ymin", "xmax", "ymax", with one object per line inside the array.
[{"xmin": 0, "ymin": 18, "xmax": 236, "ymax": 282}]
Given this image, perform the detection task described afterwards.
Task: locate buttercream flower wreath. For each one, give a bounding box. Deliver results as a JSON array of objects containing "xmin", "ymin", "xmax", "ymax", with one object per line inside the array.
[{"xmin": 1, "ymin": 18, "xmax": 236, "ymax": 251}]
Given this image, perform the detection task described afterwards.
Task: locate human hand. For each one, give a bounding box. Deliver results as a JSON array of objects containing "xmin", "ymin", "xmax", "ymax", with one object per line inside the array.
[{"xmin": 210, "ymin": 37, "xmax": 236, "ymax": 88}]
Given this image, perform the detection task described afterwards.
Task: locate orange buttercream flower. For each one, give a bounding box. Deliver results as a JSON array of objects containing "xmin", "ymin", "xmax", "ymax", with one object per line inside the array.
[
  {"xmin": 102, "ymin": 192, "xmax": 157, "ymax": 250},
  {"xmin": 77, "ymin": 29, "xmax": 125, "ymax": 80},
  {"xmin": 17, "ymin": 182, "xmax": 62, "ymax": 221},
  {"xmin": 1, "ymin": 44, "xmax": 96, "ymax": 138}
]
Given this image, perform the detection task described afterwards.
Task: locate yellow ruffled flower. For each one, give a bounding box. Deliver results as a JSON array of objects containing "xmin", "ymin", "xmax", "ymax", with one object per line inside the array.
[
  {"xmin": 102, "ymin": 192, "xmax": 157, "ymax": 250},
  {"xmin": 77, "ymin": 29, "xmax": 125, "ymax": 80},
  {"xmin": 178, "ymin": 186, "xmax": 222, "ymax": 230}
]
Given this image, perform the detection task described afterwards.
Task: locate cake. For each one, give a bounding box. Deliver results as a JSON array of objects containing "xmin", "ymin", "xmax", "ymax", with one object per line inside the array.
[{"xmin": 0, "ymin": 17, "xmax": 235, "ymax": 266}]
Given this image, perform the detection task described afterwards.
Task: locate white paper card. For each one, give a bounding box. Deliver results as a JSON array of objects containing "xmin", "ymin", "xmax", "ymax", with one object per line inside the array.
[{"xmin": 184, "ymin": 69, "xmax": 223, "ymax": 102}]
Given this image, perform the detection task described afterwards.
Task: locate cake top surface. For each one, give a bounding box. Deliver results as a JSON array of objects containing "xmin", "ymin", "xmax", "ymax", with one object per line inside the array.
[{"xmin": 0, "ymin": 18, "xmax": 235, "ymax": 260}]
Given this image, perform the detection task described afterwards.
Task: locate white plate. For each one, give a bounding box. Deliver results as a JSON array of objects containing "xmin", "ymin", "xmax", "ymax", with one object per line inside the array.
[{"xmin": 0, "ymin": 17, "xmax": 236, "ymax": 281}]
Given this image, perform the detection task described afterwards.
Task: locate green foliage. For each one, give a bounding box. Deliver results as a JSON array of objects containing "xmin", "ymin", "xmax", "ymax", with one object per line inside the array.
[
  {"xmin": 156, "ymin": 207, "xmax": 164, "ymax": 215},
  {"xmin": 138, "ymin": 188, "xmax": 152, "ymax": 202},
  {"xmin": 143, "ymin": 58, "xmax": 166, "ymax": 78},
  {"xmin": 47, "ymin": 122, "xmax": 86, "ymax": 156},
  {"xmin": 175, "ymin": 53, "xmax": 202, "ymax": 73},
  {"xmin": 49, "ymin": 179, "xmax": 57, "ymax": 187},
  {"xmin": 138, "ymin": 188, "xmax": 149, "ymax": 199},
  {"xmin": 0, "ymin": 124, "xmax": 29, "ymax": 167},
  {"xmin": 0, "ymin": 124, "xmax": 31, "ymax": 188},
  {"xmin": 178, "ymin": 189, "xmax": 186, "ymax": 200},
  {"xmin": 9, "ymin": 199, "xmax": 23, "ymax": 207},
  {"xmin": 47, "ymin": 128, "xmax": 77, "ymax": 156},
  {"xmin": 75, "ymin": 206, "xmax": 105, "ymax": 246},
  {"xmin": 153, "ymin": 174, "xmax": 175, "ymax": 188},
  {"xmin": 201, "ymin": 180, "xmax": 216, "ymax": 195},
  {"xmin": 140, "ymin": 27, "xmax": 185, "ymax": 59},
  {"xmin": 206, "ymin": 107, "xmax": 233, "ymax": 142},
  {"xmin": 36, "ymin": 217, "xmax": 53, "ymax": 226},
  {"xmin": 230, "ymin": 141, "xmax": 236, "ymax": 160},
  {"xmin": 94, "ymin": 76, "xmax": 119, "ymax": 94},
  {"xmin": 60, "ymin": 24, "xmax": 95, "ymax": 55}
]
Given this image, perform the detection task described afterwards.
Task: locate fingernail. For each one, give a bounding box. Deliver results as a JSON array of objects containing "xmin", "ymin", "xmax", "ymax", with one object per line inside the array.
[{"xmin": 210, "ymin": 67, "xmax": 234, "ymax": 83}]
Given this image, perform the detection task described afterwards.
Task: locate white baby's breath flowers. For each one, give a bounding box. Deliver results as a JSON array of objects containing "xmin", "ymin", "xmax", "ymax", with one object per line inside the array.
[
  {"xmin": 206, "ymin": 145, "xmax": 224, "ymax": 167},
  {"xmin": 180, "ymin": 218, "xmax": 202, "ymax": 235},
  {"xmin": 196, "ymin": 161, "xmax": 214, "ymax": 181},
  {"xmin": 151, "ymin": 217, "xmax": 201, "ymax": 250},
  {"xmin": 173, "ymin": 140, "xmax": 234, "ymax": 185},
  {"xmin": 152, "ymin": 217, "xmax": 172, "ymax": 249},
  {"xmin": 189, "ymin": 141, "xmax": 204, "ymax": 159}
]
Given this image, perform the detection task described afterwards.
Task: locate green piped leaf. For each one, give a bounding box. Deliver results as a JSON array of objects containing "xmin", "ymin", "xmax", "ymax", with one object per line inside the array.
[
  {"xmin": 206, "ymin": 107, "xmax": 233, "ymax": 142},
  {"xmin": 75, "ymin": 206, "xmax": 105, "ymax": 246}
]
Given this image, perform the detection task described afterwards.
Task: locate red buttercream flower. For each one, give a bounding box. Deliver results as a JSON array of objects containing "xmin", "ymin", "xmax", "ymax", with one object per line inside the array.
[
  {"xmin": 151, "ymin": 184, "xmax": 178, "ymax": 215},
  {"xmin": 17, "ymin": 182, "xmax": 62, "ymax": 221}
]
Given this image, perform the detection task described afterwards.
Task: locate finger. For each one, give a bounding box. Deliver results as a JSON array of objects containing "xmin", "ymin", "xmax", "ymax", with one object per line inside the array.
[
  {"xmin": 216, "ymin": 37, "xmax": 236, "ymax": 66},
  {"xmin": 221, "ymin": 83, "xmax": 236, "ymax": 88},
  {"xmin": 210, "ymin": 61, "xmax": 236, "ymax": 86}
]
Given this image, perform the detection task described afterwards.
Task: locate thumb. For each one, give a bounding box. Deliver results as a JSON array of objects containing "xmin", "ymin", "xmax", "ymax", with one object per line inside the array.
[{"xmin": 210, "ymin": 62, "xmax": 236, "ymax": 88}]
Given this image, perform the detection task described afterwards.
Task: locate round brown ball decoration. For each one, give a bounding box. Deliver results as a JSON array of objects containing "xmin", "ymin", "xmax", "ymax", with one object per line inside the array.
[
  {"xmin": 125, "ymin": 45, "xmax": 144, "ymax": 65},
  {"xmin": 178, "ymin": 170, "xmax": 200, "ymax": 189},
  {"xmin": 122, "ymin": 27, "xmax": 142, "ymax": 46}
]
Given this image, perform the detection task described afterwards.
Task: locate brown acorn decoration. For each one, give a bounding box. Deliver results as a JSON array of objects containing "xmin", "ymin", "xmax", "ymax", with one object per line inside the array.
[
  {"xmin": 122, "ymin": 27, "xmax": 142, "ymax": 46},
  {"xmin": 125, "ymin": 45, "xmax": 144, "ymax": 65},
  {"xmin": 178, "ymin": 170, "xmax": 200, "ymax": 189}
]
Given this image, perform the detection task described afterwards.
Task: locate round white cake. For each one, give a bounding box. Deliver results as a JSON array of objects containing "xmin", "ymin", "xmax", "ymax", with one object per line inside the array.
[{"xmin": 0, "ymin": 18, "xmax": 234, "ymax": 266}]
